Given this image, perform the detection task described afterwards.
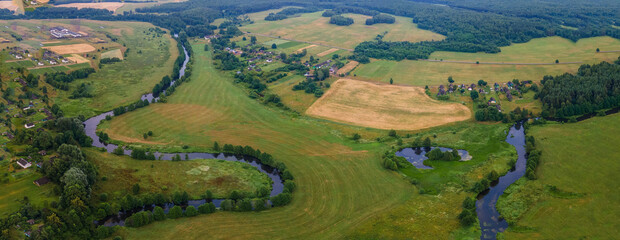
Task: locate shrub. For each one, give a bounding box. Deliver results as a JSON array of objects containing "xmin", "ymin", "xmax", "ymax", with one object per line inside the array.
[
  {"xmin": 168, "ymin": 205, "xmax": 183, "ymax": 219},
  {"xmin": 185, "ymin": 206, "xmax": 198, "ymax": 217}
]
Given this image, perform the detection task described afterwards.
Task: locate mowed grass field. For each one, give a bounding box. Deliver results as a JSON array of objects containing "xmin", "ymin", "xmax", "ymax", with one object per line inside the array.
[
  {"xmin": 86, "ymin": 149, "xmax": 272, "ymax": 201},
  {"xmin": 498, "ymin": 115, "xmax": 620, "ymax": 239},
  {"xmin": 103, "ymin": 42, "xmax": 421, "ymax": 239},
  {"xmin": 53, "ymin": 20, "xmax": 178, "ymax": 117},
  {"xmin": 241, "ymin": 10, "xmax": 444, "ymax": 49},
  {"xmin": 306, "ymin": 78, "xmax": 471, "ymax": 130},
  {"xmin": 102, "ymin": 42, "xmax": 523, "ymax": 239},
  {"xmin": 353, "ymin": 36, "xmax": 620, "ymax": 86}
]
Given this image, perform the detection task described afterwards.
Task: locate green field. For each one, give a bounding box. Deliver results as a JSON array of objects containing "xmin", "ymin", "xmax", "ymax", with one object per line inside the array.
[
  {"xmin": 0, "ymin": 162, "xmax": 57, "ymax": 216},
  {"xmin": 94, "ymin": 42, "xmax": 523, "ymax": 239},
  {"xmin": 86, "ymin": 149, "xmax": 272, "ymax": 202},
  {"xmin": 497, "ymin": 115, "xmax": 620, "ymax": 239},
  {"xmin": 52, "ymin": 21, "xmax": 178, "ymax": 118},
  {"xmin": 101, "ymin": 48, "xmax": 123, "ymax": 59},
  {"xmin": 352, "ymin": 36, "xmax": 620, "ymax": 86},
  {"xmin": 241, "ymin": 10, "xmax": 444, "ymax": 49}
]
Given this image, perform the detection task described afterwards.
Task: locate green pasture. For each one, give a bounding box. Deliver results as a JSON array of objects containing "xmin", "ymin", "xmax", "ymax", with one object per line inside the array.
[
  {"xmin": 352, "ymin": 36, "xmax": 620, "ymax": 86},
  {"xmin": 498, "ymin": 114, "xmax": 620, "ymax": 239}
]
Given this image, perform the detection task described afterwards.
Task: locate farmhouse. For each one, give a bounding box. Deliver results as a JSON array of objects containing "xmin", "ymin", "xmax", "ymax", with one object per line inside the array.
[
  {"xmin": 33, "ymin": 177, "xmax": 50, "ymax": 187},
  {"xmin": 50, "ymin": 27, "xmax": 82, "ymax": 38},
  {"xmin": 17, "ymin": 159, "xmax": 32, "ymax": 169}
]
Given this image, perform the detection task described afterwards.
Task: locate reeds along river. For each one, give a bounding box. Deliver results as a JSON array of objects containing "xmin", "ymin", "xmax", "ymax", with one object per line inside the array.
[{"xmin": 83, "ymin": 45, "xmax": 283, "ymax": 227}]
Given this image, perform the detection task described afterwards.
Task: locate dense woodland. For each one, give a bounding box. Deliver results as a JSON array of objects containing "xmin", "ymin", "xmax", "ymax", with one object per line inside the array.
[{"xmin": 538, "ymin": 57, "xmax": 620, "ymax": 118}]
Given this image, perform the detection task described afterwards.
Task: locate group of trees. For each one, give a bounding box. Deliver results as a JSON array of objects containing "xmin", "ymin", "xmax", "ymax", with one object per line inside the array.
[
  {"xmin": 152, "ymin": 75, "xmax": 173, "ymax": 97},
  {"xmin": 537, "ymin": 59, "xmax": 620, "ymax": 118},
  {"xmin": 329, "ymin": 15, "xmax": 354, "ymax": 26},
  {"xmin": 44, "ymin": 68, "xmax": 96, "ymax": 91},
  {"xmin": 458, "ymin": 197, "xmax": 477, "ymax": 226},
  {"xmin": 365, "ymin": 14, "xmax": 395, "ymax": 25},
  {"xmin": 524, "ymin": 135, "xmax": 542, "ymax": 180},
  {"xmin": 112, "ymin": 99, "xmax": 150, "ymax": 116},
  {"xmin": 425, "ymin": 148, "xmax": 461, "ymax": 161}
]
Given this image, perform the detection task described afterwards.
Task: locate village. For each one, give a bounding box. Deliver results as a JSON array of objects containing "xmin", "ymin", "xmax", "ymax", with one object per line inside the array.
[{"xmin": 434, "ymin": 79, "xmax": 536, "ymax": 113}]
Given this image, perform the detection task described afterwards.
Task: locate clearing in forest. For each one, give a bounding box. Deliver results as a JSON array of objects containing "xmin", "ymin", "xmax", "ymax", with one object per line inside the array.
[
  {"xmin": 241, "ymin": 11, "xmax": 444, "ymax": 49},
  {"xmin": 306, "ymin": 79, "xmax": 471, "ymax": 130},
  {"xmin": 44, "ymin": 43, "xmax": 96, "ymax": 54}
]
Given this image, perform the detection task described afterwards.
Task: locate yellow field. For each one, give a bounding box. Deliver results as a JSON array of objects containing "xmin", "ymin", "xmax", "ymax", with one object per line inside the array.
[
  {"xmin": 337, "ymin": 60, "xmax": 359, "ymax": 75},
  {"xmin": 67, "ymin": 54, "xmax": 90, "ymax": 64},
  {"xmin": 54, "ymin": 2, "xmax": 124, "ymax": 11},
  {"xmin": 241, "ymin": 11, "xmax": 445, "ymax": 49},
  {"xmin": 306, "ymin": 79, "xmax": 471, "ymax": 130},
  {"xmin": 353, "ymin": 36, "xmax": 620, "ymax": 86},
  {"xmin": 0, "ymin": 1, "xmax": 18, "ymax": 12},
  {"xmin": 43, "ymin": 43, "xmax": 96, "ymax": 54}
]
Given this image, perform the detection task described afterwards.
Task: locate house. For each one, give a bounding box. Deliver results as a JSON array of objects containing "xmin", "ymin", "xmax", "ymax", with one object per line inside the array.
[
  {"xmin": 49, "ymin": 27, "xmax": 82, "ymax": 38},
  {"xmin": 23, "ymin": 106, "xmax": 31, "ymax": 111},
  {"xmin": 38, "ymin": 150, "xmax": 46, "ymax": 156},
  {"xmin": 17, "ymin": 159, "xmax": 32, "ymax": 169},
  {"xmin": 24, "ymin": 123, "xmax": 35, "ymax": 129},
  {"xmin": 33, "ymin": 177, "xmax": 50, "ymax": 187},
  {"xmin": 488, "ymin": 97, "xmax": 496, "ymax": 104},
  {"xmin": 26, "ymin": 219, "xmax": 35, "ymax": 225}
]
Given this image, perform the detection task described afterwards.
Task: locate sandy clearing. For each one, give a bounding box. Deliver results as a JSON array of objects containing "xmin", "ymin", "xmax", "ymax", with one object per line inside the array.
[
  {"xmin": 295, "ymin": 44, "xmax": 316, "ymax": 53},
  {"xmin": 306, "ymin": 79, "xmax": 471, "ymax": 130},
  {"xmin": 54, "ymin": 2, "xmax": 124, "ymax": 11},
  {"xmin": 0, "ymin": 1, "xmax": 17, "ymax": 12},
  {"xmin": 67, "ymin": 54, "xmax": 90, "ymax": 64},
  {"xmin": 44, "ymin": 43, "xmax": 95, "ymax": 54},
  {"xmin": 316, "ymin": 48, "xmax": 339, "ymax": 57},
  {"xmin": 337, "ymin": 61, "xmax": 358, "ymax": 75}
]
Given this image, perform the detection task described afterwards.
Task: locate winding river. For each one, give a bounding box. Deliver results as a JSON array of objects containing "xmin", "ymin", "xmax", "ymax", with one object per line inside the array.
[
  {"xmin": 83, "ymin": 45, "xmax": 283, "ymax": 226},
  {"xmin": 476, "ymin": 123, "xmax": 526, "ymax": 239}
]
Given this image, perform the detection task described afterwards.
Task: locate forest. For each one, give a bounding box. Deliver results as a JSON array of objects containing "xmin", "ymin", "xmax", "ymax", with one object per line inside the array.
[{"xmin": 538, "ymin": 57, "xmax": 620, "ymax": 118}]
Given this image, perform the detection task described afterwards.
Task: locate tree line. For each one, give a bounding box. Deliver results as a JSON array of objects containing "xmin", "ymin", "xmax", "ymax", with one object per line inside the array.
[{"xmin": 537, "ymin": 58, "xmax": 620, "ymax": 118}]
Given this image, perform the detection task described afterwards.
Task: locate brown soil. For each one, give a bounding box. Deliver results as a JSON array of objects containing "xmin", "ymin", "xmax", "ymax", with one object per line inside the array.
[{"xmin": 43, "ymin": 43, "xmax": 96, "ymax": 54}]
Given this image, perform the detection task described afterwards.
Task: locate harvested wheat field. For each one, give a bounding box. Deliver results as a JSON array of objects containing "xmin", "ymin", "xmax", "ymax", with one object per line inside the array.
[
  {"xmin": 54, "ymin": 2, "xmax": 124, "ymax": 11},
  {"xmin": 44, "ymin": 43, "xmax": 96, "ymax": 54},
  {"xmin": 317, "ymin": 48, "xmax": 339, "ymax": 57},
  {"xmin": 0, "ymin": 1, "xmax": 17, "ymax": 12},
  {"xmin": 337, "ymin": 60, "xmax": 358, "ymax": 75},
  {"xmin": 306, "ymin": 79, "xmax": 471, "ymax": 130},
  {"xmin": 67, "ymin": 54, "xmax": 90, "ymax": 64}
]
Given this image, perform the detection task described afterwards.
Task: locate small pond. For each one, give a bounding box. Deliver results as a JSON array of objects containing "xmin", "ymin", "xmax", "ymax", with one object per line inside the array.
[{"xmin": 395, "ymin": 147, "xmax": 471, "ymax": 169}]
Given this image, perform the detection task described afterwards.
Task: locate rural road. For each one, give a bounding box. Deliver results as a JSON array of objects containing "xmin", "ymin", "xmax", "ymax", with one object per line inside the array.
[{"xmin": 243, "ymin": 31, "xmax": 354, "ymax": 52}]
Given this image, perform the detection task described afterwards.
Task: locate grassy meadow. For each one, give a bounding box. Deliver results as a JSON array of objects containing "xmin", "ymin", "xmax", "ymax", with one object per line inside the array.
[
  {"xmin": 86, "ymin": 149, "xmax": 272, "ymax": 202},
  {"xmin": 0, "ymin": 161, "xmax": 57, "ymax": 216},
  {"xmin": 497, "ymin": 114, "xmax": 620, "ymax": 239},
  {"xmin": 52, "ymin": 21, "xmax": 178, "ymax": 118},
  {"xmin": 352, "ymin": 36, "xmax": 620, "ymax": 86},
  {"xmin": 95, "ymin": 42, "xmax": 525, "ymax": 239},
  {"xmin": 240, "ymin": 10, "xmax": 444, "ymax": 49}
]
